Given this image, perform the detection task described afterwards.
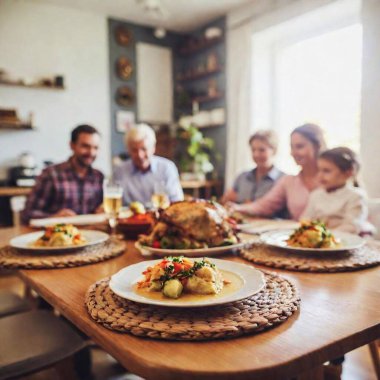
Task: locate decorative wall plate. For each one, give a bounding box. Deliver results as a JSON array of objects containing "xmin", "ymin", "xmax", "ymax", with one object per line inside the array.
[
  {"xmin": 115, "ymin": 25, "xmax": 132, "ymax": 46},
  {"xmin": 116, "ymin": 86, "xmax": 134, "ymax": 107},
  {"xmin": 116, "ymin": 57, "xmax": 133, "ymax": 80}
]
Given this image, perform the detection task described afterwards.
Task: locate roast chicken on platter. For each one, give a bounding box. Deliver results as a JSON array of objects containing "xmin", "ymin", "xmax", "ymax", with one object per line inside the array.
[{"xmin": 139, "ymin": 200, "xmax": 238, "ymax": 249}]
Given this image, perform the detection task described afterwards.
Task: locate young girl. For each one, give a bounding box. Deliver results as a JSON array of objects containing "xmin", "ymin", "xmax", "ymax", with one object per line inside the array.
[{"xmin": 301, "ymin": 147, "xmax": 374, "ymax": 234}]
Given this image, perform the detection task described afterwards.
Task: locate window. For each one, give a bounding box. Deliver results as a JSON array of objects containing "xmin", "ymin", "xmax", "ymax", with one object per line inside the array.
[{"xmin": 251, "ymin": 2, "xmax": 362, "ymax": 173}]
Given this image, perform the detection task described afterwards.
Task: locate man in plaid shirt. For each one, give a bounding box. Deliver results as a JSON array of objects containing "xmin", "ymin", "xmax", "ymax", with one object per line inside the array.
[{"xmin": 22, "ymin": 125, "xmax": 104, "ymax": 224}]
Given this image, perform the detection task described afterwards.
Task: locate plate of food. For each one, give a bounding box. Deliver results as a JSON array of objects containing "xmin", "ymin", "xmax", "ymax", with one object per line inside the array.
[
  {"xmin": 136, "ymin": 200, "xmax": 253, "ymax": 257},
  {"xmin": 260, "ymin": 221, "xmax": 365, "ymax": 253},
  {"xmin": 109, "ymin": 257, "xmax": 266, "ymax": 307},
  {"xmin": 10, "ymin": 224, "xmax": 109, "ymax": 252},
  {"xmin": 117, "ymin": 202, "xmax": 155, "ymax": 239}
]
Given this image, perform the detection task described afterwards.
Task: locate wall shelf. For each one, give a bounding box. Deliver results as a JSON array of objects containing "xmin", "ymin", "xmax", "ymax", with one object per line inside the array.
[
  {"xmin": 0, "ymin": 80, "xmax": 64, "ymax": 91},
  {"xmin": 0, "ymin": 123, "xmax": 35, "ymax": 130},
  {"xmin": 178, "ymin": 37, "xmax": 223, "ymax": 56},
  {"xmin": 177, "ymin": 67, "xmax": 222, "ymax": 82},
  {"xmin": 191, "ymin": 93, "xmax": 223, "ymax": 104},
  {"xmin": 197, "ymin": 123, "xmax": 224, "ymax": 129}
]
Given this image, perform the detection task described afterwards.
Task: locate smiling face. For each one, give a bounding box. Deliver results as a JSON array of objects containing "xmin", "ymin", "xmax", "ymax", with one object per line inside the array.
[
  {"xmin": 317, "ymin": 158, "xmax": 352, "ymax": 190},
  {"xmin": 128, "ymin": 138, "xmax": 155, "ymax": 171},
  {"xmin": 70, "ymin": 132, "xmax": 100, "ymax": 168},
  {"xmin": 290, "ymin": 132, "xmax": 318, "ymax": 167},
  {"xmin": 250, "ymin": 138, "xmax": 275, "ymax": 169}
]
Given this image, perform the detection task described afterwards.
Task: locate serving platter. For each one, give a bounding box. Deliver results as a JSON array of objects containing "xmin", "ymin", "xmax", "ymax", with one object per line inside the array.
[{"xmin": 135, "ymin": 234, "xmax": 255, "ymax": 257}]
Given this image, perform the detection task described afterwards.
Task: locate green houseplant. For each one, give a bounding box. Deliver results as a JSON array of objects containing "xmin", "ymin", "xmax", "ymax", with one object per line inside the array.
[{"xmin": 177, "ymin": 124, "xmax": 217, "ymax": 180}]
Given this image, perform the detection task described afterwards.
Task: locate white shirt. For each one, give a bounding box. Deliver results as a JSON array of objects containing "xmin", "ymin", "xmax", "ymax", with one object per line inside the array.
[
  {"xmin": 113, "ymin": 156, "xmax": 184, "ymax": 205},
  {"xmin": 301, "ymin": 185, "xmax": 373, "ymax": 234}
]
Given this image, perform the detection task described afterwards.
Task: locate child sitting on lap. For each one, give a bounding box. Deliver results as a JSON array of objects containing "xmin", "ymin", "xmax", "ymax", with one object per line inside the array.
[{"xmin": 301, "ymin": 147, "xmax": 374, "ymax": 235}]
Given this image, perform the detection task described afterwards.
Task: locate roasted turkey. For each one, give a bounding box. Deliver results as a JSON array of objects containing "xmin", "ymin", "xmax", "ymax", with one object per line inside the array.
[{"xmin": 139, "ymin": 200, "xmax": 238, "ymax": 248}]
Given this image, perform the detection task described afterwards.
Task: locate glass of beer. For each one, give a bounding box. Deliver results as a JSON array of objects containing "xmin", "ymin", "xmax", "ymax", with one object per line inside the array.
[
  {"xmin": 103, "ymin": 179, "xmax": 123, "ymax": 235},
  {"xmin": 151, "ymin": 181, "xmax": 170, "ymax": 210}
]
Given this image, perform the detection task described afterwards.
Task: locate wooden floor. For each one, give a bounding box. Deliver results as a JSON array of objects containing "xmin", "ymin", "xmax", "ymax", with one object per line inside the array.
[{"xmin": 0, "ymin": 274, "xmax": 377, "ymax": 380}]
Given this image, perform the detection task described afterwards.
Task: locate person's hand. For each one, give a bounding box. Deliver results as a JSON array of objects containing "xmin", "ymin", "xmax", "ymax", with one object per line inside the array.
[{"xmin": 52, "ymin": 209, "xmax": 77, "ymax": 217}]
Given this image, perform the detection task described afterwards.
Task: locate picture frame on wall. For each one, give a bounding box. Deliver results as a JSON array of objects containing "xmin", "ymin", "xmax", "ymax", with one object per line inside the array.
[{"xmin": 116, "ymin": 110, "xmax": 135, "ymax": 134}]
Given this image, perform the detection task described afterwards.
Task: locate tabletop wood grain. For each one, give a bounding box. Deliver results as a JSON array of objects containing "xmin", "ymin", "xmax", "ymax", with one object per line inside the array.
[{"xmin": 1, "ymin": 226, "xmax": 379, "ymax": 380}]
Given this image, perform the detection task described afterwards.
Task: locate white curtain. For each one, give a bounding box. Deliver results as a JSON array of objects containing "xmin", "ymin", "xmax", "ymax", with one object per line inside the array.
[{"xmin": 225, "ymin": 22, "xmax": 253, "ymax": 188}]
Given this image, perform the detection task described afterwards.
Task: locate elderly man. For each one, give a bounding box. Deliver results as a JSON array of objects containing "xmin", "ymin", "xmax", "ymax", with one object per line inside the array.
[
  {"xmin": 22, "ymin": 124, "xmax": 104, "ymax": 224},
  {"xmin": 114, "ymin": 124, "xmax": 183, "ymax": 205}
]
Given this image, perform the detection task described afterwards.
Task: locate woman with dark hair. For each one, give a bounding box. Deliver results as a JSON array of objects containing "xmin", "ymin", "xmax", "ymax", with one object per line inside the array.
[{"xmin": 228, "ymin": 123, "xmax": 326, "ymax": 220}]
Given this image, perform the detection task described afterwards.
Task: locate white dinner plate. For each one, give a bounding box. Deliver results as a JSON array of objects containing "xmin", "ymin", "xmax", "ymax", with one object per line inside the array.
[
  {"xmin": 134, "ymin": 234, "xmax": 255, "ymax": 258},
  {"xmin": 109, "ymin": 258, "xmax": 266, "ymax": 308},
  {"xmin": 10, "ymin": 230, "xmax": 109, "ymax": 252},
  {"xmin": 260, "ymin": 229, "xmax": 365, "ymax": 253}
]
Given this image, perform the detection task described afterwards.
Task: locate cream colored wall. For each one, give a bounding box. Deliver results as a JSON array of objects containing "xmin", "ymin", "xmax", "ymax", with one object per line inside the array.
[
  {"xmin": 0, "ymin": 0, "xmax": 110, "ymax": 179},
  {"xmin": 361, "ymin": 0, "xmax": 380, "ymax": 197}
]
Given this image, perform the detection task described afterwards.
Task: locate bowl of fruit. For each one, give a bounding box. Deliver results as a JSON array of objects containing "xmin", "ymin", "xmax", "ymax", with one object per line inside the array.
[{"xmin": 117, "ymin": 202, "xmax": 155, "ymax": 240}]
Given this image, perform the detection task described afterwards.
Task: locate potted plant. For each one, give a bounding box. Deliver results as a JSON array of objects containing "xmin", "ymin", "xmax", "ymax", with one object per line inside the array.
[{"xmin": 177, "ymin": 124, "xmax": 217, "ymax": 181}]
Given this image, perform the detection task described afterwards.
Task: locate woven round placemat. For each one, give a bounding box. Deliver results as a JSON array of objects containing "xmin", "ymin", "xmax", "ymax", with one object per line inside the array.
[
  {"xmin": 85, "ymin": 271, "xmax": 300, "ymax": 341},
  {"xmin": 0, "ymin": 239, "xmax": 125, "ymax": 269},
  {"xmin": 240, "ymin": 242, "xmax": 380, "ymax": 273}
]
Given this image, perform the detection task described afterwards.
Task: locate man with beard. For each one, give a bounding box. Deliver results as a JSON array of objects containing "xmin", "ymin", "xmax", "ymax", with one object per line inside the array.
[{"xmin": 21, "ymin": 125, "xmax": 104, "ymax": 224}]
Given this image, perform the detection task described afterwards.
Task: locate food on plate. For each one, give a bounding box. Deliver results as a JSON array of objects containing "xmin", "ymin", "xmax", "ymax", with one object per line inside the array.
[
  {"xmin": 33, "ymin": 224, "xmax": 86, "ymax": 247},
  {"xmin": 228, "ymin": 211, "xmax": 246, "ymax": 224},
  {"xmin": 286, "ymin": 220, "xmax": 340, "ymax": 249},
  {"xmin": 136, "ymin": 257, "xmax": 229, "ymax": 299},
  {"xmin": 129, "ymin": 201, "xmax": 146, "ymax": 215},
  {"xmin": 117, "ymin": 202, "xmax": 154, "ymax": 239},
  {"xmin": 118, "ymin": 213, "xmax": 154, "ymax": 225},
  {"xmin": 138, "ymin": 200, "xmax": 238, "ymax": 249}
]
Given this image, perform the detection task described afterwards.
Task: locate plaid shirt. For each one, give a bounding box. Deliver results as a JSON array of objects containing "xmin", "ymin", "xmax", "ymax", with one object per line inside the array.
[{"xmin": 22, "ymin": 157, "xmax": 104, "ymax": 224}]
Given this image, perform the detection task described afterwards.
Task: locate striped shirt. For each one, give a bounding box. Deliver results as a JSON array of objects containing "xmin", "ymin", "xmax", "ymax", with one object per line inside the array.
[{"xmin": 21, "ymin": 157, "xmax": 104, "ymax": 224}]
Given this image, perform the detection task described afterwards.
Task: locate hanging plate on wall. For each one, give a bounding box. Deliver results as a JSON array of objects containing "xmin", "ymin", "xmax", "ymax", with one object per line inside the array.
[
  {"xmin": 116, "ymin": 57, "xmax": 133, "ymax": 80},
  {"xmin": 115, "ymin": 25, "xmax": 132, "ymax": 46},
  {"xmin": 116, "ymin": 86, "xmax": 134, "ymax": 107}
]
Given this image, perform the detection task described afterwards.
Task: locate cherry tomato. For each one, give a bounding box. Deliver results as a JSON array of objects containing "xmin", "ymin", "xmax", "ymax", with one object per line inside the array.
[{"xmin": 173, "ymin": 262, "xmax": 183, "ymax": 273}]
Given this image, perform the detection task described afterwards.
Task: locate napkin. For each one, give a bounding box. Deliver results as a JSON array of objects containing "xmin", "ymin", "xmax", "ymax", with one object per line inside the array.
[{"xmin": 239, "ymin": 220, "xmax": 300, "ymax": 235}]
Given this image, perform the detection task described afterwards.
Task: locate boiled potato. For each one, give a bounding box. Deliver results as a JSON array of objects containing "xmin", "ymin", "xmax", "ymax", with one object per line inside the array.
[{"xmin": 163, "ymin": 279, "xmax": 183, "ymax": 299}]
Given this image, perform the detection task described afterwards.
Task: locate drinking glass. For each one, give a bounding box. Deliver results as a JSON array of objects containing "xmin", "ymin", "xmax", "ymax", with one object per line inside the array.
[
  {"xmin": 151, "ymin": 181, "xmax": 170, "ymax": 210},
  {"xmin": 103, "ymin": 179, "xmax": 123, "ymax": 235}
]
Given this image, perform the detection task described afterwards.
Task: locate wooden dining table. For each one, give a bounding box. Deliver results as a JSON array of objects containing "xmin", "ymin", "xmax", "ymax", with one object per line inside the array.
[{"xmin": 1, "ymin": 226, "xmax": 379, "ymax": 380}]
